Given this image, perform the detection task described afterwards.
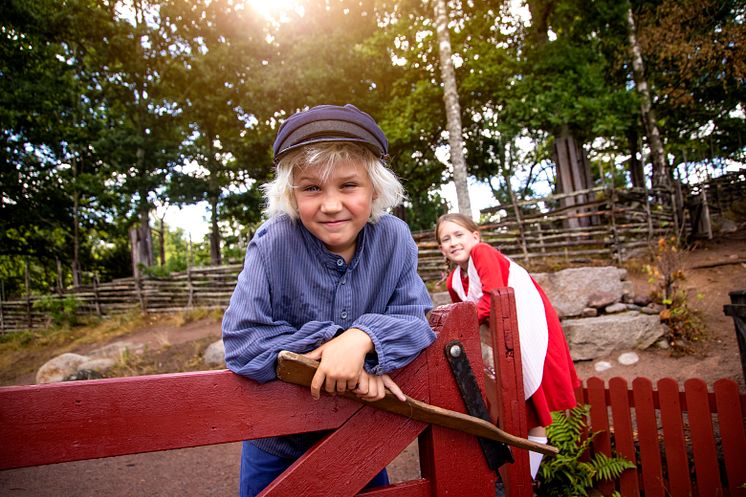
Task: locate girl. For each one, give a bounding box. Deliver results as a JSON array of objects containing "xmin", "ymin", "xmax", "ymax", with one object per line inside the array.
[
  {"xmin": 223, "ymin": 104, "xmax": 436, "ymax": 496},
  {"xmin": 435, "ymin": 212, "xmax": 579, "ymax": 480}
]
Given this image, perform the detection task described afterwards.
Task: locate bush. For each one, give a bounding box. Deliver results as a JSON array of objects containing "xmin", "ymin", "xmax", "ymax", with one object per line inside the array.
[
  {"xmin": 537, "ymin": 404, "xmax": 635, "ymax": 497},
  {"xmin": 33, "ymin": 295, "xmax": 81, "ymax": 327}
]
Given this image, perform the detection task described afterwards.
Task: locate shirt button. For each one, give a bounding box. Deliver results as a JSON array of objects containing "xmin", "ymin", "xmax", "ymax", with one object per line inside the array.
[
  {"xmin": 336, "ymin": 259, "xmax": 344, "ymax": 266},
  {"xmin": 341, "ymin": 311, "xmax": 348, "ymax": 319}
]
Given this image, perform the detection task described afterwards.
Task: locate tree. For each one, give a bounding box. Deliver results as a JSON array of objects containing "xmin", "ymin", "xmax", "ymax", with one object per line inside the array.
[{"xmin": 433, "ymin": 0, "xmax": 472, "ymax": 217}]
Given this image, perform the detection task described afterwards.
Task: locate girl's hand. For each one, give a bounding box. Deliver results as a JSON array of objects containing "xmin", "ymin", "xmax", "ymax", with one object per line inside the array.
[
  {"xmin": 302, "ymin": 328, "xmax": 373, "ymax": 400},
  {"xmin": 354, "ymin": 372, "xmax": 406, "ymax": 402}
]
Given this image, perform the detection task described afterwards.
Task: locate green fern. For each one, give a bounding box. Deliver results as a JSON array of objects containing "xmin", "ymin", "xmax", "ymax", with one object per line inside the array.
[{"xmin": 537, "ymin": 404, "xmax": 636, "ymax": 497}]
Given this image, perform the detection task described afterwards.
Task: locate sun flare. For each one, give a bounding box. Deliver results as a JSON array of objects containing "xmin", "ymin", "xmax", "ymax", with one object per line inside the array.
[{"xmin": 244, "ymin": 0, "xmax": 304, "ymax": 23}]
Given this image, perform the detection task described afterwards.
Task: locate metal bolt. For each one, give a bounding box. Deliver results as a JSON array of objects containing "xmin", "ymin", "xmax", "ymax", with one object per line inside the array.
[{"xmin": 449, "ymin": 344, "xmax": 462, "ymax": 358}]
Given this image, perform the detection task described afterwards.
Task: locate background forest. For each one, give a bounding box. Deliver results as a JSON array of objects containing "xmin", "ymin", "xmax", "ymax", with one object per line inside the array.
[{"xmin": 1, "ymin": 0, "xmax": 744, "ymax": 300}]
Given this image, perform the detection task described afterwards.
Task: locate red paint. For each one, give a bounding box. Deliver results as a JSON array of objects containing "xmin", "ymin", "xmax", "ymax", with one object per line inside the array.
[
  {"xmin": 632, "ymin": 377, "xmax": 665, "ymax": 497},
  {"xmin": 489, "ymin": 288, "xmax": 532, "ymax": 497},
  {"xmin": 685, "ymin": 379, "xmax": 722, "ymax": 497},
  {"xmin": 608, "ymin": 377, "xmax": 639, "ymax": 496},
  {"xmin": 714, "ymin": 379, "xmax": 746, "ymax": 497},
  {"xmin": 657, "ymin": 378, "xmax": 692, "ymax": 497},
  {"xmin": 588, "ymin": 376, "xmax": 614, "ymax": 496}
]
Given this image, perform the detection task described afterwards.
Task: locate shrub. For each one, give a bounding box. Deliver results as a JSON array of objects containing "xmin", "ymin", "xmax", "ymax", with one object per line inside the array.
[
  {"xmin": 537, "ymin": 404, "xmax": 635, "ymax": 497},
  {"xmin": 33, "ymin": 295, "xmax": 81, "ymax": 327}
]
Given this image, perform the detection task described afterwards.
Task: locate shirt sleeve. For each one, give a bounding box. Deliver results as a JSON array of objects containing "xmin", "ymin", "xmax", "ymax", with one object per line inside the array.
[
  {"xmin": 221, "ymin": 243, "xmax": 341, "ymax": 383},
  {"xmin": 471, "ymin": 244, "xmax": 507, "ymax": 324},
  {"xmin": 352, "ymin": 236, "xmax": 436, "ymax": 375}
]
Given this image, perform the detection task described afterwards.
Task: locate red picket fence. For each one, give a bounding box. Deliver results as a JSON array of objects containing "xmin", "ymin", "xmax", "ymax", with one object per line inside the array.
[
  {"xmin": 576, "ymin": 376, "xmax": 746, "ymax": 497},
  {"xmin": 1, "ymin": 290, "xmax": 744, "ymax": 496}
]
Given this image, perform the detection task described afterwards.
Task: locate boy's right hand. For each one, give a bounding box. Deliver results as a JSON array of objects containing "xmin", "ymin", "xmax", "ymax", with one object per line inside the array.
[{"xmin": 302, "ymin": 328, "xmax": 373, "ymax": 400}]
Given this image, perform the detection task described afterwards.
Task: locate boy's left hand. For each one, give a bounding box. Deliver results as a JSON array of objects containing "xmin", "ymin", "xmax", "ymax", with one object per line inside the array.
[{"xmin": 303, "ymin": 328, "xmax": 373, "ymax": 400}]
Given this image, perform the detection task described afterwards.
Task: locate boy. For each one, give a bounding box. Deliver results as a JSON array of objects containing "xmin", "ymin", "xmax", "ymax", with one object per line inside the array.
[{"xmin": 222, "ymin": 104, "xmax": 436, "ymax": 496}]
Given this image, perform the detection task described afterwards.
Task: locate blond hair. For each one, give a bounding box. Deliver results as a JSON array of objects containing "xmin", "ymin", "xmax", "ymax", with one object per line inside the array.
[{"xmin": 262, "ymin": 142, "xmax": 404, "ymax": 222}]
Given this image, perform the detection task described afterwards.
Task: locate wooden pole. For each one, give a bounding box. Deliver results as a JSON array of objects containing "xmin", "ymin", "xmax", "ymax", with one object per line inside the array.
[
  {"xmin": 0, "ymin": 280, "xmax": 5, "ymax": 334},
  {"xmin": 92, "ymin": 273, "xmax": 103, "ymax": 317},
  {"xmin": 25, "ymin": 259, "xmax": 32, "ymax": 330}
]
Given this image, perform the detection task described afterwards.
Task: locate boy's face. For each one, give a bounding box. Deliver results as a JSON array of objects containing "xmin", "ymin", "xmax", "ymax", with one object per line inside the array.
[
  {"xmin": 293, "ymin": 159, "xmax": 376, "ymax": 262},
  {"xmin": 438, "ymin": 220, "xmax": 480, "ymax": 270}
]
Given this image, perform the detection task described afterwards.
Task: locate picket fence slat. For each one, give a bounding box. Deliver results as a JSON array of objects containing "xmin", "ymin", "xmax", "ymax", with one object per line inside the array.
[
  {"xmin": 686, "ymin": 379, "xmax": 723, "ymax": 497},
  {"xmin": 608, "ymin": 377, "xmax": 639, "ymax": 497},
  {"xmin": 657, "ymin": 378, "xmax": 692, "ymax": 497},
  {"xmin": 714, "ymin": 379, "xmax": 746, "ymax": 497},
  {"xmin": 588, "ymin": 377, "xmax": 614, "ymax": 495},
  {"xmin": 632, "ymin": 377, "xmax": 665, "ymax": 497}
]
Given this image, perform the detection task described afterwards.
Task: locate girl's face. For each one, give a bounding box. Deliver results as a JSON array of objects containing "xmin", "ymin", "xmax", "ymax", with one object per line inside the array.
[
  {"xmin": 438, "ymin": 220, "xmax": 480, "ymax": 270},
  {"xmin": 293, "ymin": 159, "xmax": 376, "ymax": 263}
]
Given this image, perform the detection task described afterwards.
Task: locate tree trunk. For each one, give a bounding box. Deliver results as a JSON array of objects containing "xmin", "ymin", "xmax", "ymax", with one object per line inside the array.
[
  {"xmin": 434, "ymin": 0, "xmax": 472, "ymax": 218},
  {"xmin": 627, "ymin": 126, "xmax": 645, "ymax": 188},
  {"xmin": 209, "ymin": 193, "xmax": 221, "ymax": 266},
  {"xmin": 71, "ymin": 158, "xmax": 81, "ymax": 288},
  {"xmin": 158, "ymin": 216, "xmax": 166, "ymax": 266},
  {"xmin": 552, "ymin": 126, "xmax": 594, "ymax": 228},
  {"xmin": 626, "ymin": 6, "xmax": 671, "ymax": 189}
]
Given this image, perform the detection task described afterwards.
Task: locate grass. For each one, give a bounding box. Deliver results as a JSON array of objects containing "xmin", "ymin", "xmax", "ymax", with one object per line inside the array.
[{"xmin": 0, "ymin": 309, "xmax": 223, "ymax": 386}]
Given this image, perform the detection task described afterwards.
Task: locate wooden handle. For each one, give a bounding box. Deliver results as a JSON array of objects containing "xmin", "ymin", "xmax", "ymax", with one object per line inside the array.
[{"xmin": 276, "ymin": 350, "xmax": 558, "ymax": 456}]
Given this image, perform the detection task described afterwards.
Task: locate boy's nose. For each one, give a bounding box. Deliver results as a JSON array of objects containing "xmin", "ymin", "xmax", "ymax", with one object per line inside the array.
[{"xmin": 321, "ymin": 193, "xmax": 342, "ymax": 213}]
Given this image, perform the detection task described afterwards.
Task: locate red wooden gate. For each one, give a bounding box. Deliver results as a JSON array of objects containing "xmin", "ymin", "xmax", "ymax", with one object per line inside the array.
[{"xmin": 0, "ymin": 302, "xmax": 501, "ymax": 496}]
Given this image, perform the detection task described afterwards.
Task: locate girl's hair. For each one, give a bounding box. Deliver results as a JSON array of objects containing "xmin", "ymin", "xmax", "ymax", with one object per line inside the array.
[
  {"xmin": 262, "ymin": 142, "xmax": 404, "ymax": 222},
  {"xmin": 435, "ymin": 212, "xmax": 480, "ymax": 244}
]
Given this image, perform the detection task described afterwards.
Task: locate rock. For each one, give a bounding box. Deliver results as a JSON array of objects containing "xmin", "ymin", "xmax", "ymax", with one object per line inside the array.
[
  {"xmin": 655, "ymin": 338, "xmax": 670, "ymax": 349},
  {"xmin": 203, "ymin": 339, "xmax": 225, "ymax": 367},
  {"xmin": 532, "ymin": 266, "xmax": 627, "ymax": 318},
  {"xmin": 78, "ymin": 357, "xmax": 116, "ymax": 374},
  {"xmin": 88, "ymin": 341, "xmax": 143, "ymax": 359},
  {"xmin": 641, "ymin": 303, "xmax": 664, "ymax": 315},
  {"xmin": 621, "ymin": 281, "xmax": 635, "ymax": 303},
  {"xmin": 617, "ymin": 351, "xmax": 640, "ymax": 365},
  {"xmin": 36, "ymin": 353, "xmax": 90, "ymax": 384},
  {"xmin": 634, "ymin": 294, "xmax": 652, "ymax": 307},
  {"xmin": 431, "ymin": 292, "xmax": 452, "ymax": 307},
  {"xmin": 65, "ymin": 369, "xmax": 104, "ymax": 381},
  {"xmin": 594, "ymin": 361, "xmax": 613, "ymax": 372},
  {"xmin": 604, "ymin": 303, "xmax": 628, "ymax": 314},
  {"xmin": 587, "ymin": 291, "xmax": 618, "ymax": 309},
  {"xmin": 582, "ymin": 307, "xmax": 598, "ymax": 318},
  {"xmin": 626, "ymin": 304, "xmax": 641, "ymax": 311},
  {"xmin": 563, "ymin": 312, "xmax": 668, "ymax": 361}
]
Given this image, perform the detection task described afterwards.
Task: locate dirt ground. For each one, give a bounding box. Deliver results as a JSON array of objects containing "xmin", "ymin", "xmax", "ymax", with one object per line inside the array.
[{"xmin": 2, "ymin": 232, "xmax": 744, "ymax": 496}]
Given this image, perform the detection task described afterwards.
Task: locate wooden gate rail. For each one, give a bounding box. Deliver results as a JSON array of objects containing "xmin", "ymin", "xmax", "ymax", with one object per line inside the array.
[{"xmin": 0, "ymin": 303, "xmax": 502, "ymax": 497}]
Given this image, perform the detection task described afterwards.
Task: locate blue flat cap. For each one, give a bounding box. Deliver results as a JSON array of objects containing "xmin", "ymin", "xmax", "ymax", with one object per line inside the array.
[{"xmin": 273, "ymin": 104, "xmax": 389, "ymax": 162}]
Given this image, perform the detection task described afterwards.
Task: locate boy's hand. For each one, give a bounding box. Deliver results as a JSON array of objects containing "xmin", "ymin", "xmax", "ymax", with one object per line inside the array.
[
  {"xmin": 354, "ymin": 372, "xmax": 406, "ymax": 402},
  {"xmin": 303, "ymin": 328, "xmax": 373, "ymax": 400}
]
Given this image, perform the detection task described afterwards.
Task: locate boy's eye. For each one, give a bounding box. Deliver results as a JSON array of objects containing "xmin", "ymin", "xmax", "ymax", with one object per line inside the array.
[
  {"xmin": 341, "ymin": 182, "xmax": 358, "ymax": 189},
  {"xmin": 301, "ymin": 185, "xmax": 320, "ymax": 192}
]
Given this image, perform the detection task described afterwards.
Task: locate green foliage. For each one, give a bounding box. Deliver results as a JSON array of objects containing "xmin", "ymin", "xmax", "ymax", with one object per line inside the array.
[
  {"xmin": 32, "ymin": 295, "xmax": 81, "ymax": 327},
  {"xmin": 538, "ymin": 405, "xmax": 635, "ymax": 497}
]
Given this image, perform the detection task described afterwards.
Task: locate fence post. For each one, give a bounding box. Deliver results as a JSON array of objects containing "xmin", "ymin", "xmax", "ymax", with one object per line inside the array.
[
  {"xmin": 134, "ymin": 274, "xmax": 147, "ymax": 314},
  {"xmin": 25, "ymin": 259, "xmax": 32, "ymax": 330},
  {"xmin": 0, "ymin": 280, "xmax": 5, "ymax": 334},
  {"xmin": 186, "ymin": 265, "xmax": 194, "ymax": 309},
  {"xmin": 609, "ymin": 187, "xmax": 622, "ymax": 264},
  {"xmin": 92, "ymin": 273, "xmax": 103, "ymax": 317},
  {"xmin": 724, "ymin": 290, "xmax": 746, "ymax": 382}
]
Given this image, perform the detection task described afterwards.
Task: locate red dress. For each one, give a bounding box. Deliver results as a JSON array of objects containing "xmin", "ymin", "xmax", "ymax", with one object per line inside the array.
[{"xmin": 446, "ymin": 243, "xmax": 579, "ymax": 427}]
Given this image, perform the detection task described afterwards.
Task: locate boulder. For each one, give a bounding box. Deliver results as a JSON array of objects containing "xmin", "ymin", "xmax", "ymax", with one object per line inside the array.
[
  {"xmin": 532, "ymin": 266, "xmax": 627, "ymax": 318},
  {"xmin": 36, "ymin": 353, "xmax": 90, "ymax": 384},
  {"xmin": 88, "ymin": 341, "xmax": 143, "ymax": 359},
  {"xmin": 203, "ymin": 339, "xmax": 225, "ymax": 367},
  {"xmin": 563, "ymin": 312, "xmax": 667, "ymax": 361},
  {"xmin": 78, "ymin": 357, "xmax": 116, "ymax": 374}
]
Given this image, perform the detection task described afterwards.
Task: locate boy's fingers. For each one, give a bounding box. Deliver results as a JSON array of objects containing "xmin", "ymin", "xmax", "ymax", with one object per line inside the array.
[
  {"xmin": 310, "ymin": 369, "xmax": 324, "ymax": 400},
  {"xmin": 383, "ymin": 375, "xmax": 406, "ymax": 402},
  {"xmin": 302, "ymin": 348, "xmax": 323, "ymax": 360}
]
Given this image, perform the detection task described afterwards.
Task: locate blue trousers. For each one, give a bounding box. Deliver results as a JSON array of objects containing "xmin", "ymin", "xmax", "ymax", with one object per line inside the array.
[{"xmin": 239, "ymin": 441, "xmax": 389, "ymax": 497}]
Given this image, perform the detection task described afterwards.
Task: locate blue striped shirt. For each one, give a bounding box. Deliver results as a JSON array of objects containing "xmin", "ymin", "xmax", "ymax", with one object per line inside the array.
[{"xmin": 222, "ymin": 213, "xmax": 435, "ymax": 458}]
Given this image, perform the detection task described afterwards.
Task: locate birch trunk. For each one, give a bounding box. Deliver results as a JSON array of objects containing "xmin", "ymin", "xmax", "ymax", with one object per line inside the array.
[
  {"xmin": 434, "ymin": 0, "xmax": 472, "ymax": 218},
  {"xmin": 626, "ymin": 7, "xmax": 671, "ymax": 189}
]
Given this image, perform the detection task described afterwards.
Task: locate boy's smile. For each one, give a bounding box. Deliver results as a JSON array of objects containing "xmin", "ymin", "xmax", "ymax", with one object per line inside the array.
[{"xmin": 293, "ymin": 160, "xmax": 376, "ymax": 263}]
